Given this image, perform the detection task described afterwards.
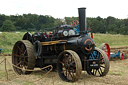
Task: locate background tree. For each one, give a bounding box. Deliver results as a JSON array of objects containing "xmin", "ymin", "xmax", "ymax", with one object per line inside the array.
[
  {"xmin": 1, "ymin": 20, "xmax": 16, "ymax": 31},
  {"xmin": 0, "ymin": 14, "xmax": 6, "ymax": 29},
  {"xmin": 0, "ymin": 13, "xmax": 128, "ymax": 35}
]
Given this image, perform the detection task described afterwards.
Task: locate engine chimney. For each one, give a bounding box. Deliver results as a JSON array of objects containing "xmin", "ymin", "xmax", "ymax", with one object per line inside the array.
[{"xmin": 78, "ymin": 7, "xmax": 87, "ymax": 33}]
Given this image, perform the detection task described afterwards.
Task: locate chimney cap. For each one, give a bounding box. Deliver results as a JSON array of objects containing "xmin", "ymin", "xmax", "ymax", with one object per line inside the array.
[{"xmin": 78, "ymin": 7, "xmax": 86, "ymax": 9}]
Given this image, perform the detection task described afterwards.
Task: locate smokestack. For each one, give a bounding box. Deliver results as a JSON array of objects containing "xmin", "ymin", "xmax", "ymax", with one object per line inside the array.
[{"xmin": 78, "ymin": 7, "xmax": 87, "ymax": 33}]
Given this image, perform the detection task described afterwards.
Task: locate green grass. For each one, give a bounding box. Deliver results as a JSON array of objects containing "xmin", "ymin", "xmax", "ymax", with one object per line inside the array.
[
  {"xmin": 1, "ymin": 32, "xmax": 128, "ymax": 53},
  {"xmin": 0, "ymin": 32, "xmax": 28, "ymax": 53},
  {"xmin": 93, "ymin": 33, "xmax": 128, "ymax": 46},
  {"xmin": 0, "ymin": 32, "xmax": 23, "ymax": 49}
]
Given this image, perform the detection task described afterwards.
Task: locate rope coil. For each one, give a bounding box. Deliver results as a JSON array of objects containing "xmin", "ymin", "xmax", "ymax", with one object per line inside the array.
[{"xmin": 0, "ymin": 56, "xmax": 53, "ymax": 82}]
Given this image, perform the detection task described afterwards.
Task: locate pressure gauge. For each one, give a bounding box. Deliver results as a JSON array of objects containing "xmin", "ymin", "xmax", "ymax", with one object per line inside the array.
[
  {"xmin": 63, "ymin": 31, "xmax": 68, "ymax": 36},
  {"xmin": 69, "ymin": 30, "xmax": 75, "ymax": 36}
]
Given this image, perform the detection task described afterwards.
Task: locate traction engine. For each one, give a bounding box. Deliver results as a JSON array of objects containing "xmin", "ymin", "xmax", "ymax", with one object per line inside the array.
[{"xmin": 12, "ymin": 8, "xmax": 110, "ymax": 82}]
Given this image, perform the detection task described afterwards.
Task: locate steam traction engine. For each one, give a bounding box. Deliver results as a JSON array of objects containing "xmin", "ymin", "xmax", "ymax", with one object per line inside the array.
[{"xmin": 12, "ymin": 8, "xmax": 110, "ymax": 82}]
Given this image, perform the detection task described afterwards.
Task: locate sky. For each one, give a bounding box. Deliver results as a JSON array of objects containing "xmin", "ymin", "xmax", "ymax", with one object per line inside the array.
[{"xmin": 0, "ymin": 0, "xmax": 128, "ymax": 19}]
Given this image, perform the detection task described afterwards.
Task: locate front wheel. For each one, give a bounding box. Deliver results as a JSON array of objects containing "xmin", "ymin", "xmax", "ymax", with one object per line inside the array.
[
  {"xmin": 57, "ymin": 50, "xmax": 82, "ymax": 82},
  {"xmin": 86, "ymin": 47, "xmax": 110, "ymax": 77}
]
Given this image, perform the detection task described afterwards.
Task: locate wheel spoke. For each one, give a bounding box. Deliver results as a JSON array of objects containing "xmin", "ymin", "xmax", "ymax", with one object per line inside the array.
[
  {"xmin": 94, "ymin": 69, "xmax": 98, "ymax": 75},
  {"xmin": 60, "ymin": 61, "xmax": 66, "ymax": 69},
  {"xmin": 69, "ymin": 61, "xmax": 75, "ymax": 66},
  {"xmin": 16, "ymin": 61, "xmax": 22, "ymax": 66},
  {"xmin": 92, "ymin": 51, "xmax": 97, "ymax": 59},
  {"xmin": 21, "ymin": 44, "xmax": 25, "ymax": 50},
  {"xmin": 24, "ymin": 56, "xmax": 28, "ymax": 58},
  {"xmin": 67, "ymin": 67, "xmax": 70, "ymax": 78},
  {"xmin": 69, "ymin": 70, "xmax": 74, "ymax": 80},
  {"xmin": 99, "ymin": 53, "xmax": 102, "ymax": 59},
  {"xmin": 61, "ymin": 70, "xmax": 66, "ymax": 73},
  {"xmin": 97, "ymin": 51, "xmax": 100, "ymax": 59},
  {"xmin": 100, "ymin": 65, "xmax": 105, "ymax": 68},
  {"xmin": 91, "ymin": 53, "xmax": 94, "ymax": 59},
  {"xmin": 100, "ymin": 59, "xmax": 105, "ymax": 64},
  {"xmin": 23, "ymin": 49, "xmax": 27, "ymax": 55},
  {"xmin": 70, "ymin": 55, "xmax": 73, "ymax": 62},
  {"xmin": 64, "ymin": 53, "xmax": 68, "ymax": 59},
  {"xmin": 71, "ymin": 69, "xmax": 75, "ymax": 77},
  {"xmin": 100, "ymin": 57, "xmax": 103, "ymax": 61},
  {"xmin": 98, "ymin": 69, "xmax": 101, "ymax": 75},
  {"xmin": 99, "ymin": 68, "xmax": 103, "ymax": 76},
  {"xmin": 24, "ymin": 61, "xmax": 28, "ymax": 65},
  {"xmin": 68, "ymin": 54, "xmax": 73, "ymax": 62},
  {"xmin": 17, "ymin": 46, "xmax": 22, "ymax": 53},
  {"xmin": 66, "ymin": 69, "xmax": 68, "ymax": 77},
  {"xmin": 92, "ymin": 53, "xmax": 95, "ymax": 59},
  {"xmin": 90, "ymin": 53, "xmax": 94, "ymax": 59},
  {"xmin": 92, "ymin": 69, "xmax": 95, "ymax": 74},
  {"xmin": 15, "ymin": 54, "xmax": 20, "ymax": 57}
]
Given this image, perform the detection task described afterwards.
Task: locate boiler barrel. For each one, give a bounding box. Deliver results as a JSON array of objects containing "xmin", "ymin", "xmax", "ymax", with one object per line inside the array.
[{"xmin": 55, "ymin": 35, "xmax": 95, "ymax": 54}]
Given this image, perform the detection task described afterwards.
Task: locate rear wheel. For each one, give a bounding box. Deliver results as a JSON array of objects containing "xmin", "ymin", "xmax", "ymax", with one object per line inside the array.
[
  {"xmin": 12, "ymin": 40, "xmax": 35, "ymax": 74},
  {"xmin": 86, "ymin": 47, "xmax": 110, "ymax": 77},
  {"xmin": 57, "ymin": 50, "xmax": 82, "ymax": 82}
]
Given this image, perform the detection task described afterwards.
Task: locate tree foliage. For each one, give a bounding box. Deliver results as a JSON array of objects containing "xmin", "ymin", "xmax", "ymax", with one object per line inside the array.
[
  {"xmin": 65, "ymin": 16, "xmax": 128, "ymax": 35},
  {"xmin": 1, "ymin": 20, "xmax": 16, "ymax": 31},
  {"xmin": 0, "ymin": 13, "xmax": 128, "ymax": 35}
]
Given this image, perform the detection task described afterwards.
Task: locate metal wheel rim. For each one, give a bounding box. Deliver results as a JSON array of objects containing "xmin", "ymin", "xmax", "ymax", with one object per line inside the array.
[{"xmin": 57, "ymin": 50, "xmax": 82, "ymax": 82}]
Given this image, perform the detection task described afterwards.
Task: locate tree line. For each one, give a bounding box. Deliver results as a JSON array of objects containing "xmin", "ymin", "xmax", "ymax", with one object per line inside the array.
[
  {"xmin": 0, "ymin": 14, "xmax": 62, "ymax": 31},
  {"xmin": 0, "ymin": 14, "xmax": 128, "ymax": 34},
  {"xmin": 65, "ymin": 16, "xmax": 128, "ymax": 35}
]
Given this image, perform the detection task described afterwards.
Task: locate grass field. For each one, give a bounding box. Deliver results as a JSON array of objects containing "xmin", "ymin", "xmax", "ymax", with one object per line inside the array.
[
  {"xmin": 1, "ymin": 32, "xmax": 128, "ymax": 53},
  {"xmin": 0, "ymin": 32, "xmax": 32, "ymax": 53},
  {"xmin": 93, "ymin": 33, "xmax": 128, "ymax": 46}
]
